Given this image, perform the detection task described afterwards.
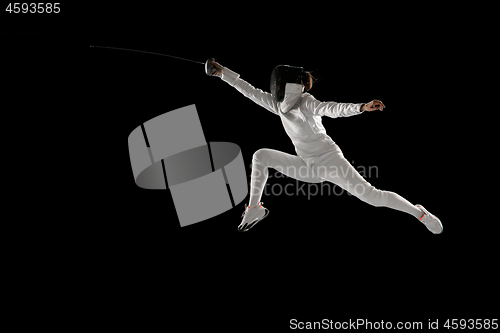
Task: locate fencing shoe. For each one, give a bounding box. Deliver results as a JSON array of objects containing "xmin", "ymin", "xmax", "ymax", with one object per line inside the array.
[
  {"xmin": 238, "ymin": 202, "xmax": 269, "ymax": 232},
  {"xmin": 416, "ymin": 204, "xmax": 443, "ymax": 234}
]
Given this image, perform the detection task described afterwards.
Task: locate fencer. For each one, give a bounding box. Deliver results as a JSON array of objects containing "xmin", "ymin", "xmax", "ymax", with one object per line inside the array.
[{"xmin": 209, "ymin": 62, "xmax": 443, "ymax": 234}]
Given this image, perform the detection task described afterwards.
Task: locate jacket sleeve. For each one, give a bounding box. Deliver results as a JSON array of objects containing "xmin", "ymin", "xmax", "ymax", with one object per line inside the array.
[
  {"xmin": 221, "ymin": 67, "xmax": 279, "ymax": 115},
  {"xmin": 304, "ymin": 94, "xmax": 364, "ymax": 118}
]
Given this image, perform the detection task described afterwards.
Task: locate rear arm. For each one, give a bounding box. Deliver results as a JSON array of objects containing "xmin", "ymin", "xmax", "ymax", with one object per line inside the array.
[{"xmin": 304, "ymin": 94, "xmax": 364, "ymax": 118}]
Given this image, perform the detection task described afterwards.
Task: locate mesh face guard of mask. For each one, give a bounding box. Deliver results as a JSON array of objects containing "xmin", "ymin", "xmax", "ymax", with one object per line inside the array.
[{"xmin": 270, "ymin": 65, "xmax": 304, "ymax": 103}]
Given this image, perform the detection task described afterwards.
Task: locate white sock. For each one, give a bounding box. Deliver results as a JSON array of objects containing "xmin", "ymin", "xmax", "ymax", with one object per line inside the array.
[
  {"xmin": 385, "ymin": 191, "xmax": 423, "ymax": 219},
  {"xmin": 248, "ymin": 157, "xmax": 268, "ymax": 207}
]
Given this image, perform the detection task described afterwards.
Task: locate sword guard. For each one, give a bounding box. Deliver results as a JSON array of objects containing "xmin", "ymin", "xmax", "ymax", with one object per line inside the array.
[{"xmin": 205, "ymin": 58, "xmax": 216, "ymax": 76}]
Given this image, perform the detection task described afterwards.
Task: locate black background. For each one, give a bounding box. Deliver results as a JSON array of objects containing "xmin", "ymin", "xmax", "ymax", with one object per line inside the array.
[{"xmin": 2, "ymin": 2, "xmax": 496, "ymax": 330}]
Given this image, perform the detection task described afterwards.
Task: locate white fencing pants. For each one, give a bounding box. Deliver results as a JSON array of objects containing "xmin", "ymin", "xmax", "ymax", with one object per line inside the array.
[{"xmin": 248, "ymin": 148, "xmax": 423, "ymax": 219}]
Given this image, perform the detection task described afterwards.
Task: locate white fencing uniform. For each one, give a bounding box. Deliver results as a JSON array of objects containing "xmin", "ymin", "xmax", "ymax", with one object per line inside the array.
[{"xmin": 221, "ymin": 68, "xmax": 423, "ymax": 219}]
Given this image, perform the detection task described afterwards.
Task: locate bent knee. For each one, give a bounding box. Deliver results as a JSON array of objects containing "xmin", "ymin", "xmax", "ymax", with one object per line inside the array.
[{"xmin": 253, "ymin": 149, "xmax": 270, "ymax": 165}]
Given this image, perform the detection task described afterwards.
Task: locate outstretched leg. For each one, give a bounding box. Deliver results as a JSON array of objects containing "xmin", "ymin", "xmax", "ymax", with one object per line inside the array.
[{"xmin": 313, "ymin": 150, "xmax": 423, "ymax": 219}]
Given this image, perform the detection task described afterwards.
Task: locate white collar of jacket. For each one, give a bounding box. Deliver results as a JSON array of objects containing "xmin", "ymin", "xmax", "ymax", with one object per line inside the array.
[{"xmin": 280, "ymin": 83, "xmax": 304, "ymax": 113}]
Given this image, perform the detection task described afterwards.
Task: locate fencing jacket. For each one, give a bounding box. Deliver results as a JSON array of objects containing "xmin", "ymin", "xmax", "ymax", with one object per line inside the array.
[{"xmin": 221, "ymin": 68, "xmax": 364, "ymax": 159}]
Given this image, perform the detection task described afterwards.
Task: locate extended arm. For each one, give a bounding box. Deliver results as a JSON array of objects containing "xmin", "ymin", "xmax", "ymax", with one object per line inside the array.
[{"xmin": 211, "ymin": 62, "xmax": 279, "ymax": 115}]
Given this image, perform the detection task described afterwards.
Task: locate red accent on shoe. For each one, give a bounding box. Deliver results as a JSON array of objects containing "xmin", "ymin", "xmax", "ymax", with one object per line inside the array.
[
  {"xmin": 419, "ymin": 212, "xmax": 426, "ymax": 221},
  {"xmin": 247, "ymin": 202, "xmax": 263, "ymax": 209}
]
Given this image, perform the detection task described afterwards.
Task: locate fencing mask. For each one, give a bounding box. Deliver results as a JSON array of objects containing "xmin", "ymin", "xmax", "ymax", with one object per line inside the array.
[{"xmin": 270, "ymin": 65, "xmax": 304, "ymax": 113}]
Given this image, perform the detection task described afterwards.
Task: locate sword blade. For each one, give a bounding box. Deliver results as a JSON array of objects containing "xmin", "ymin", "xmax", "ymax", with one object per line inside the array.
[{"xmin": 90, "ymin": 45, "xmax": 204, "ymax": 65}]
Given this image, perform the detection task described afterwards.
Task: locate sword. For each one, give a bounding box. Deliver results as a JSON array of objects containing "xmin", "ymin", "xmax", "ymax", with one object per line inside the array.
[{"xmin": 90, "ymin": 45, "xmax": 217, "ymax": 76}]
